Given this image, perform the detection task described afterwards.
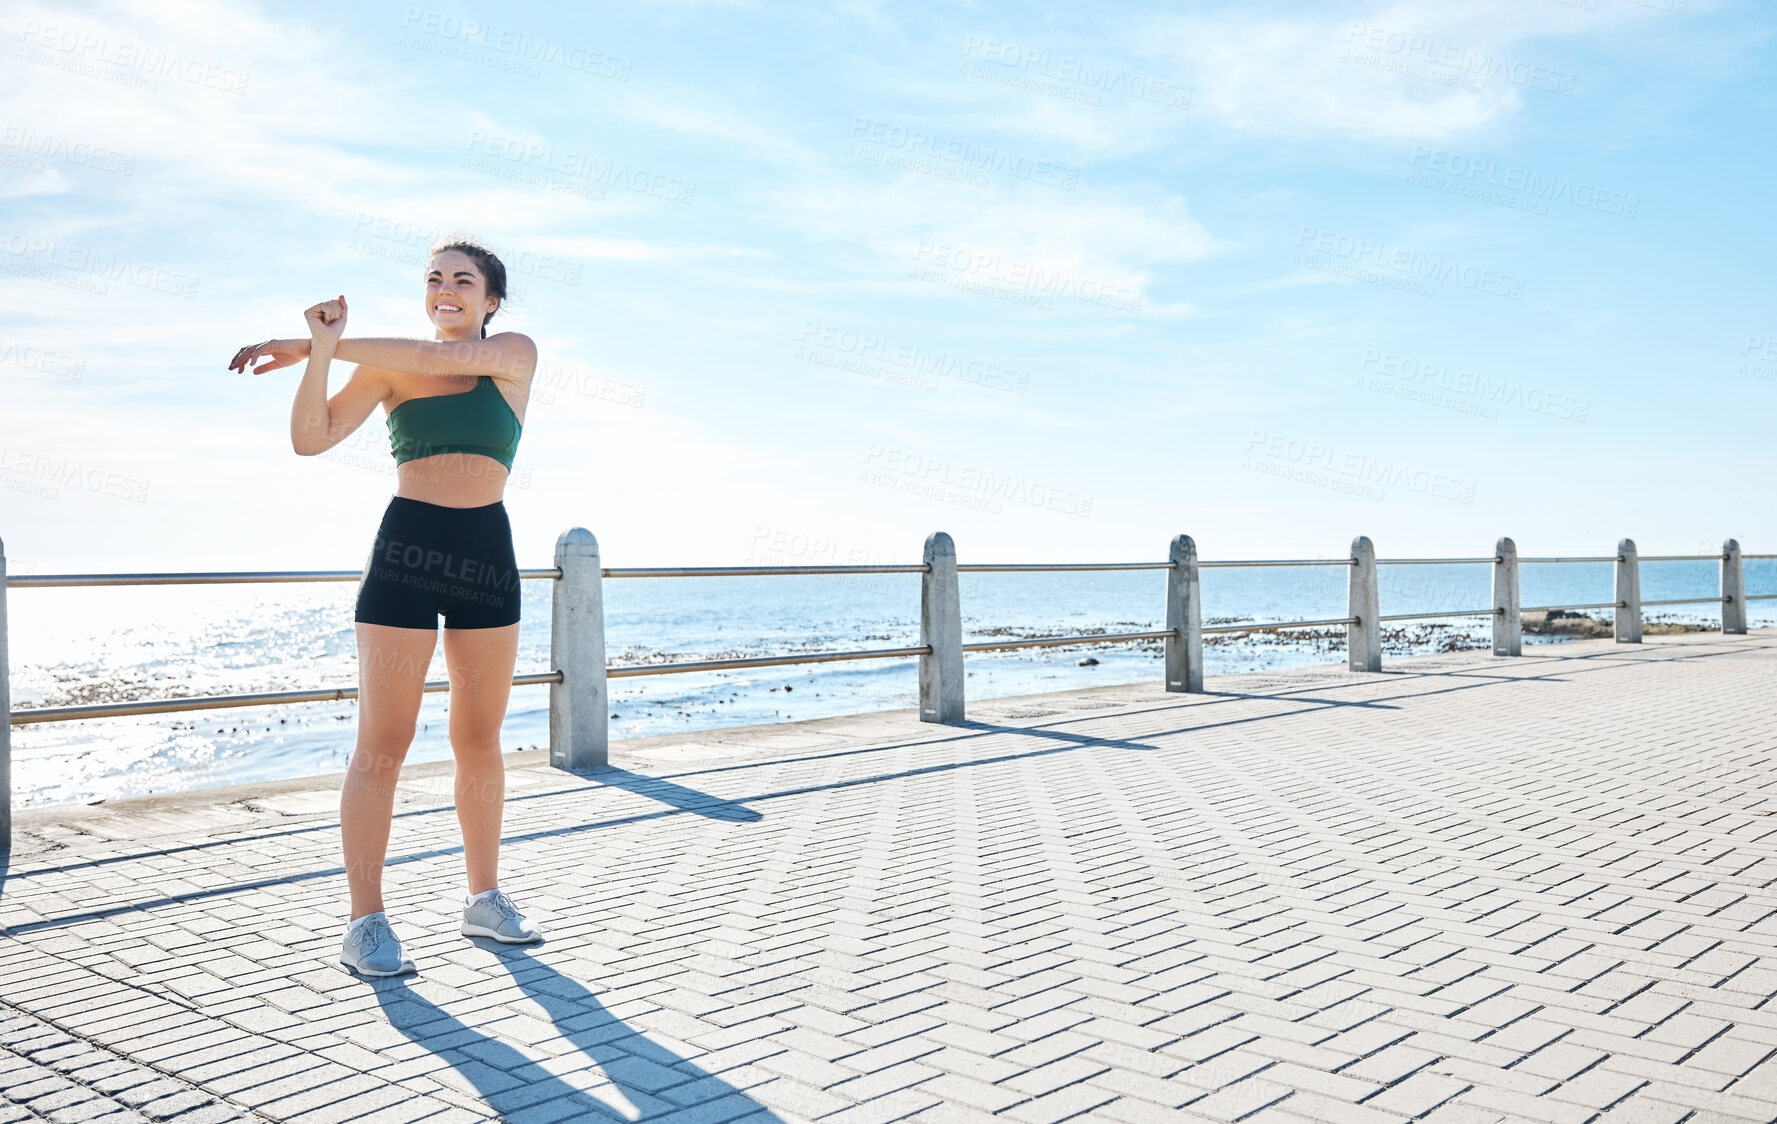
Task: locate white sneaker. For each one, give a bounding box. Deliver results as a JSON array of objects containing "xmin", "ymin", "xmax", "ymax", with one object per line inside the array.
[
  {"xmin": 340, "ymin": 912, "xmax": 416, "ymax": 977},
  {"xmin": 461, "ymin": 889, "xmax": 544, "ymax": 944}
]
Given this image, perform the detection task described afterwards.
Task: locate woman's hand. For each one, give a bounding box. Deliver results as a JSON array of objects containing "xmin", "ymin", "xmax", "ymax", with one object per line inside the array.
[
  {"xmin": 306, "ymin": 294, "xmax": 348, "ymax": 346},
  {"xmin": 228, "ymin": 337, "xmax": 310, "ymax": 375}
]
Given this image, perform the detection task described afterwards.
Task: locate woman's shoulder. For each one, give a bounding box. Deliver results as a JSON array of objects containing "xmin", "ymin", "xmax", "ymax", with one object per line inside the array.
[
  {"xmin": 483, "ymin": 331, "xmax": 539, "ymax": 385},
  {"xmin": 343, "ymin": 362, "xmax": 396, "ymax": 399}
]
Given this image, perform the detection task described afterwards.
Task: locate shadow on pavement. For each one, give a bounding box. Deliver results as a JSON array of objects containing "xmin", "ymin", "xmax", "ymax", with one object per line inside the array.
[
  {"xmin": 373, "ymin": 943, "xmax": 782, "ymax": 1121},
  {"xmin": 588, "ymin": 766, "xmax": 763, "ymax": 822}
]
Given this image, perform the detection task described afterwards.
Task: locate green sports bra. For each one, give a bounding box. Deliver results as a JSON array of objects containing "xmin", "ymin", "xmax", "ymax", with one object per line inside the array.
[{"xmin": 386, "ymin": 376, "xmax": 522, "ymax": 470}]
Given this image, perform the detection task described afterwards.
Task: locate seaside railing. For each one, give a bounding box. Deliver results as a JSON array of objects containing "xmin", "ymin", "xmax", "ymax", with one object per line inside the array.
[{"xmin": 0, "ymin": 531, "xmax": 1767, "ymax": 847}]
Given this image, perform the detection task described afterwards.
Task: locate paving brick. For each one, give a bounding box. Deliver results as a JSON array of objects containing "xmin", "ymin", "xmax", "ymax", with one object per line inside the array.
[
  {"xmin": 1544, "ymin": 1066, "xmax": 1647, "ymax": 1113},
  {"xmin": 996, "ymin": 1081, "xmax": 1120, "ymax": 1124},
  {"xmin": 917, "ymin": 1072, "xmax": 1026, "ymax": 1113},
  {"xmin": 1339, "ymin": 1043, "xmax": 1440, "ymax": 1086},
  {"xmin": 1364, "ymin": 1070, "xmax": 1472, "ymax": 1117},
  {"xmin": 1181, "ymin": 1077, "xmax": 1294, "ymax": 1120},
  {"xmin": 1685, "ymin": 1032, "xmax": 1777, "ymax": 1078},
  {"xmin": 1274, "ymin": 1089, "xmax": 1414, "ymax": 1124},
  {"xmin": 1511, "ymin": 1041, "xmax": 1607, "ymax": 1082},
  {"xmin": 1587, "ymin": 1096, "xmax": 1694, "ymax": 1124},
  {"xmin": 1642, "ymin": 1012, "xmax": 1732, "ymax": 1051},
  {"xmin": 818, "ymin": 1088, "xmax": 941, "ymax": 1124},
  {"xmin": 998, "ymin": 1054, "xmax": 1110, "ymax": 1098},
  {"xmin": 1259, "ymin": 1060, "xmax": 1384, "ymax": 1104},
  {"xmin": 19, "ymin": 1087, "xmax": 101, "ymax": 1115},
  {"xmin": 146, "ymin": 1105, "xmax": 247, "ymax": 1124},
  {"xmin": 746, "ymin": 1076, "xmax": 852, "ymax": 1119},
  {"xmin": 1459, "ymin": 1084, "xmax": 1590, "ymax": 1123}
]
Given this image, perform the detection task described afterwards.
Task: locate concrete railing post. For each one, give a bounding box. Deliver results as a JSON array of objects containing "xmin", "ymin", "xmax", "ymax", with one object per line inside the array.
[
  {"xmin": 1493, "ymin": 537, "xmax": 1521, "ymax": 657},
  {"xmin": 1, "ymin": 535, "xmax": 10, "ymax": 853},
  {"xmin": 920, "ymin": 531, "xmax": 964, "ymax": 723},
  {"xmin": 550, "ymin": 528, "xmax": 608, "ymax": 771},
  {"xmin": 1348, "ymin": 535, "xmax": 1381, "ymax": 672},
  {"xmin": 1165, "ymin": 535, "xmax": 1203, "ymax": 693},
  {"xmin": 1615, "ymin": 538, "xmax": 1641, "ymax": 644},
  {"xmin": 1723, "ymin": 538, "xmax": 1747, "ymax": 635}
]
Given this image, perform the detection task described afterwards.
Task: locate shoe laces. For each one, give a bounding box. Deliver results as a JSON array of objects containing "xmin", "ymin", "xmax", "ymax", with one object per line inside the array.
[
  {"xmin": 355, "ymin": 914, "xmax": 396, "ymax": 950},
  {"xmin": 488, "ymin": 891, "xmax": 523, "ymax": 922}
]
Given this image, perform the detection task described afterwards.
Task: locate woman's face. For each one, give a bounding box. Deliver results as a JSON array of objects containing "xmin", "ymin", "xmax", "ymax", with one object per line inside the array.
[{"xmin": 426, "ymin": 250, "xmax": 498, "ymax": 337}]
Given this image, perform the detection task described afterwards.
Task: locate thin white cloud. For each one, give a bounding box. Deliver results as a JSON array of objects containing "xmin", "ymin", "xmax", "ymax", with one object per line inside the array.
[
  {"xmin": 761, "ymin": 168, "xmax": 1220, "ymax": 313},
  {"xmin": 1137, "ymin": 10, "xmax": 1518, "ymax": 142}
]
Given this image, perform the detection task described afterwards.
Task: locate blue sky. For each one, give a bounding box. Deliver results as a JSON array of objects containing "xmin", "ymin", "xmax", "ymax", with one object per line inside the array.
[{"xmin": 2, "ymin": 0, "xmax": 1772, "ymax": 573}]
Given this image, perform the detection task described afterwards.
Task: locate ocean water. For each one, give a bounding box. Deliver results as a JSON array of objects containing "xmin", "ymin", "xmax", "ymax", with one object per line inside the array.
[{"xmin": 8, "ymin": 558, "xmax": 1770, "ymax": 808}]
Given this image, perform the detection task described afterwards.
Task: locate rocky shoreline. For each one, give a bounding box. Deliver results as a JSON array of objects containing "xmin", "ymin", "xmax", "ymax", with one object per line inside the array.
[{"xmin": 1522, "ymin": 609, "xmax": 1715, "ymax": 639}]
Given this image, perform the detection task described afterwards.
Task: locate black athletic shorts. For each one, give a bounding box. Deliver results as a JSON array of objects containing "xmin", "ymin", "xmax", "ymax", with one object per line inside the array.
[{"xmin": 354, "ymin": 496, "xmax": 522, "ymax": 629}]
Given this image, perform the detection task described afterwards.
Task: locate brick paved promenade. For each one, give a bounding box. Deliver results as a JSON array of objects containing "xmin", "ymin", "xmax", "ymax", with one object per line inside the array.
[{"xmin": 4, "ymin": 631, "xmax": 1777, "ymax": 1123}]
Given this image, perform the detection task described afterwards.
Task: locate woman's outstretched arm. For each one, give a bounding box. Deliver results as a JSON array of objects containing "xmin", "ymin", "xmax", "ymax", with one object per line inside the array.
[
  {"xmin": 333, "ymin": 332, "xmax": 537, "ymax": 383},
  {"xmin": 233, "ymin": 332, "xmax": 537, "ymax": 384}
]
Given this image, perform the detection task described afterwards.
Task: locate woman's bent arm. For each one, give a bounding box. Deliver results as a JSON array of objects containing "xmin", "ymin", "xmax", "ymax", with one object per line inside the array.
[
  {"xmin": 331, "ymin": 333, "xmax": 537, "ymax": 383},
  {"xmin": 290, "ymin": 339, "xmax": 337, "ymax": 455},
  {"xmin": 291, "ymin": 357, "xmax": 388, "ymax": 456}
]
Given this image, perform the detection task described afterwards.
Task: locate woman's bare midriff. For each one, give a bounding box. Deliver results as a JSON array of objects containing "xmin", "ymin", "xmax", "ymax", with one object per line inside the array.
[{"xmin": 395, "ymin": 454, "xmax": 509, "ymax": 507}]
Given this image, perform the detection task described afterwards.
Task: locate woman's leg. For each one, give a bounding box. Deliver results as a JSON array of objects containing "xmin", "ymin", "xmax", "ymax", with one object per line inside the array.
[
  {"xmin": 341, "ymin": 622, "xmax": 438, "ymax": 919},
  {"xmin": 441, "ymin": 622, "xmax": 520, "ymax": 895}
]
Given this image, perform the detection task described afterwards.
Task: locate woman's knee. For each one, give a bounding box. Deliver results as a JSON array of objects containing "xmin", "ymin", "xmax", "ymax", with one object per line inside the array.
[
  {"xmin": 451, "ymin": 737, "xmax": 503, "ymax": 766},
  {"xmin": 350, "ymin": 739, "xmax": 413, "ymax": 778}
]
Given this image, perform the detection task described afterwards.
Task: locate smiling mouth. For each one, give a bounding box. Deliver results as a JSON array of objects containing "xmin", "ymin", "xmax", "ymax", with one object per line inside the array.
[{"xmin": 436, "ymin": 303, "xmax": 463, "ymax": 314}]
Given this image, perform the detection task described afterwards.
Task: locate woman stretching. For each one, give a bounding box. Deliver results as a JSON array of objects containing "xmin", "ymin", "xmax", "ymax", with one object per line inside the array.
[{"xmin": 230, "ymin": 241, "xmax": 543, "ymax": 976}]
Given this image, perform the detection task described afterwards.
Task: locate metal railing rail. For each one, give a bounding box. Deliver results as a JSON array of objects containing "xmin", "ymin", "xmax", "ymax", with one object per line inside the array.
[
  {"xmin": 0, "ymin": 530, "xmax": 1768, "ymax": 846},
  {"xmin": 962, "ymin": 630, "xmax": 1173, "ymax": 654},
  {"xmin": 607, "ymin": 645, "xmax": 932, "ymax": 678},
  {"xmin": 15, "ymin": 549, "xmax": 1762, "ymax": 589},
  {"xmin": 6, "ymin": 568, "xmax": 564, "ymax": 588},
  {"xmin": 958, "ymin": 562, "xmax": 1172, "ymax": 573},
  {"xmin": 1379, "ymin": 609, "xmax": 1499, "ymax": 623},
  {"xmin": 10, "ymin": 672, "xmax": 567, "ymax": 726},
  {"xmin": 1521, "ymin": 602, "xmax": 1626, "ymax": 614},
  {"xmin": 1203, "ymin": 616, "xmax": 1358, "ymax": 635},
  {"xmin": 603, "ymin": 564, "xmax": 928, "ymax": 578},
  {"xmin": 1199, "ymin": 558, "xmax": 1353, "ymax": 569}
]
